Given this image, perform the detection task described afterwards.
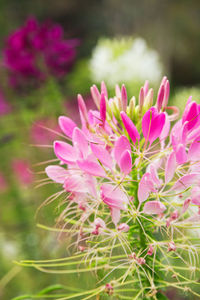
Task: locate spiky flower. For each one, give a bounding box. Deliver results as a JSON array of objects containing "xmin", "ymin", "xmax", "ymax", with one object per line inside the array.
[{"xmin": 24, "ymin": 78, "xmax": 200, "ymax": 299}]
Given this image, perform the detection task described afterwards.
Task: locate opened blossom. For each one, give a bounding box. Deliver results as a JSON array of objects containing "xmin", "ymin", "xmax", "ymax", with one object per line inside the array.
[{"xmin": 41, "ymin": 77, "xmax": 200, "ymax": 298}]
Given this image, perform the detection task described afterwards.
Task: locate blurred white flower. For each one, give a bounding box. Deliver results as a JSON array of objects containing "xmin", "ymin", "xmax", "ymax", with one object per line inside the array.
[{"xmin": 90, "ymin": 37, "xmax": 163, "ymax": 86}]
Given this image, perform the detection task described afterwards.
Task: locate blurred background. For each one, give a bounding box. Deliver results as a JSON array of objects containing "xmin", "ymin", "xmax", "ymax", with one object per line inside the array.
[{"xmin": 0, "ymin": 1, "xmax": 200, "ymax": 299}]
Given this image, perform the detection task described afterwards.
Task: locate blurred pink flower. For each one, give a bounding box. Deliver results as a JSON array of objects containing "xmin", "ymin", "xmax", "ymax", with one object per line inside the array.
[
  {"xmin": 12, "ymin": 159, "xmax": 33, "ymax": 186},
  {"xmin": 31, "ymin": 118, "xmax": 60, "ymax": 145},
  {"xmin": 3, "ymin": 17, "xmax": 79, "ymax": 88}
]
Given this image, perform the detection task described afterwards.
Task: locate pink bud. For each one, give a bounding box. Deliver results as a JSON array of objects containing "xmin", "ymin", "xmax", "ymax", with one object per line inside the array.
[
  {"xmin": 101, "ymin": 81, "xmax": 108, "ymax": 98},
  {"xmin": 94, "ymin": 218, "xmax": 106, "ymax": 229},
  {"xmin": 120, "ymin": 111, "xmax": 140, "ymax": 144},
  {"xmin": 147, "ymin": 244, "xmax": 154, "ymax": 256},
  {"xmin": 181, "ymin": 198, "xmax": 191, "ymax": 215},
  {"xmin": 121, "ymin": 84, "xmax": 127, "ymax": 111},
  {"xmin": 105, "ymin": 283, "xmax": 113, "ymax": 295},
  {"xmin": 100, "ymin": 93, "xmax": 106, "ymax": 125},
  {"xmin": 163, "ymin": 80, "xmax": 170, "ymax": 109},
  {"xmin": 160, "ymin": 76, "xmax": 167, "ymax": 86},
  {"xmin": 143, "ymin": 80, "xmax": 149, "ymax": 96},
  {"xmin": 167, "ymin": 241, "xmax": 176, "ymax": 252},
  {"xmin": 137, "ymin": 257, "xmax": 146, "ymax": 265},
  {"xmin": 139, "ymin": 87, "xmax": 144, "ymax": 112},
  {"xmin": 170, "ymin": 210, "xmax": 179, "ymax": 220},
  {"xmin": 156, "ymin": 84, "xmax": 165, "ymax": 112},
  {"xmin": 117, "ymin": 223, "xmax": 130, "ymax": 232},
  {"xmin": 78, "ymin": 94, "xmax": 88, "ymax": 124},
  {"xmin": 115, "ymin": 84, "xmax": 121, "ymax": 98},
  {"xmin": 90, "ymin": 85, "xmax": 101, "ymax": 108},
  {"xmin": 129, "ymin": 252, "xmax": 136, "ymax": 259},
  {"xmin": 78, "ymin": 246, "xmax": 85, "ymax": 252}
]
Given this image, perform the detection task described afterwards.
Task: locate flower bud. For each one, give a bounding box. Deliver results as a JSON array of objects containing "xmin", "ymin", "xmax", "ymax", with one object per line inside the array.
[
  {"xmin": 167, "ymin": 241, "xmax": 176, "ymax": 252},
  {"xmin": 117, "ymin": 223, "xmax": 130, "ymax": 232}
]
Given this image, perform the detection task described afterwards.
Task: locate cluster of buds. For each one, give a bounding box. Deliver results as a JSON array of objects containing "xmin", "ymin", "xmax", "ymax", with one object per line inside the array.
[{"xmin": 43, "ymin": 77, "xmax": 200, "ymax": 297}]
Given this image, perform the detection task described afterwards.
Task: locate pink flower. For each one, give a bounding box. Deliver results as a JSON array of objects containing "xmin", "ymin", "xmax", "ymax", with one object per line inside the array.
[{"xmin": 12, "ymin": 159, "xmax": 33, "ymax": 186}]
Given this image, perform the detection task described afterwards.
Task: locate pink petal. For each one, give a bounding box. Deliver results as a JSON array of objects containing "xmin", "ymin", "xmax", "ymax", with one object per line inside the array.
[
  {"xmin": 172, "ymin": 173, "xmax": 200, "ymax": 192},
  {"xmin": 175, "ymin": 144, "xmax": 187, "ymax": 165},
  {"xmin": 120, "ymin": 111, "xmax": 140, "ymax": 144},
  {"xmin": 191, "ymin": 187, "xmax": 200, "ymax": 205},
  {"xmin": 54, "ymin": 141, "xmax": 77, "ymax": 164},
  {"xmin": 64, "ymin": 175, "xmax": 89, "ymax": 193},
  {"xmin": 160, "ymin": 113, "xmax": 170, "ymax": 142},
  {"xmin": 77, "ymin": 159, "xmax": 106, "ymax": 177},
  {"xmin": 72, "ymin": 127, "xmax": 88, "ymax": 159},
  {"xmin": 101, "ymin": 183, "xmax": 129, "ymax": 210},
  {"xmin": 114, "ymin": 135, "xmax": 131, "ymax": 166},
  {"xmin": 90, "ymin": 143, "xmax": 113, "ymax": 169},
  {"xmin": 138, "ymin": 173, "xmax": 156, "ymax": 203},
  {"xmin": 143, "ymin": 201, "xmax": 166, "ymax": 215},
  {"xmin": 119, "ymin": 150, "xmax": 132, "ymax": 175},
  {"xmin": 142, "ymin": 108, "xmax": 165, "ymax": 145},
  {"xmin": 111, "ymin": 208, "xmax": 121, "ymax": 225},
  {"xmin": 182, "ymin": 101, "xmax": 199, "ymax": 130},
  {"xmin": 149, "ymin": 165, "xmax": 162, "ymax": 187},
  {"xmin": 165, "ymin": 151, "xmax": 176, "ymax": 184},
  {"xmin": 45, "ymin": 165, "xmax": 68, "ymax": 183},
  {"xmin": 100, "ymin": 93, "xmax": 106, "ymax": 125},
  {"xmin": 58, "ymin": 116, "xmax": 77, "ymax": 139},
  {"xmin": 188, "ymin": 137, "xmax": 200, "ymax": 161}
]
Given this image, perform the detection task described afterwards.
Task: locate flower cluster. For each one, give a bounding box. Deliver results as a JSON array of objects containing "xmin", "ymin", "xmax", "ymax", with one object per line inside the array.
[
  {"xmin": 3, "ymin": 17, "xmax": 78, "ymax": 88},
  {"xmin": 36, "ymin": 77, "xmax": 200, "ymax": 298},
  {"xmin": 89, "ymin": 37, "xmax": 163, "ymax": 86}
]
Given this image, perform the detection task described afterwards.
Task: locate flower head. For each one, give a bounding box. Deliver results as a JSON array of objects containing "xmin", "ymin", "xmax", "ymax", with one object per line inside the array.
[{"xmin": 40, "ymin": 77, "xmax": 200, "ymax": 298}]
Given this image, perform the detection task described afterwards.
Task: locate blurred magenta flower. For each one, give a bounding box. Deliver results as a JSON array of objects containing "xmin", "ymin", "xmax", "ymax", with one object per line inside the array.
[
  {"xmin": 12, "ymin": 159, "xmax": 33, "ymax": 186},
  {"xmin": 3, "ymin": 17, "xmax": 78, "ymax": 88}
]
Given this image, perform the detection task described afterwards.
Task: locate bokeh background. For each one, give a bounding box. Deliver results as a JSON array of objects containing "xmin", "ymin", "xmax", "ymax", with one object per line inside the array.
[{"xmin": 0, "ymin": 1, "xmax": 200, "ymax": 299}]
